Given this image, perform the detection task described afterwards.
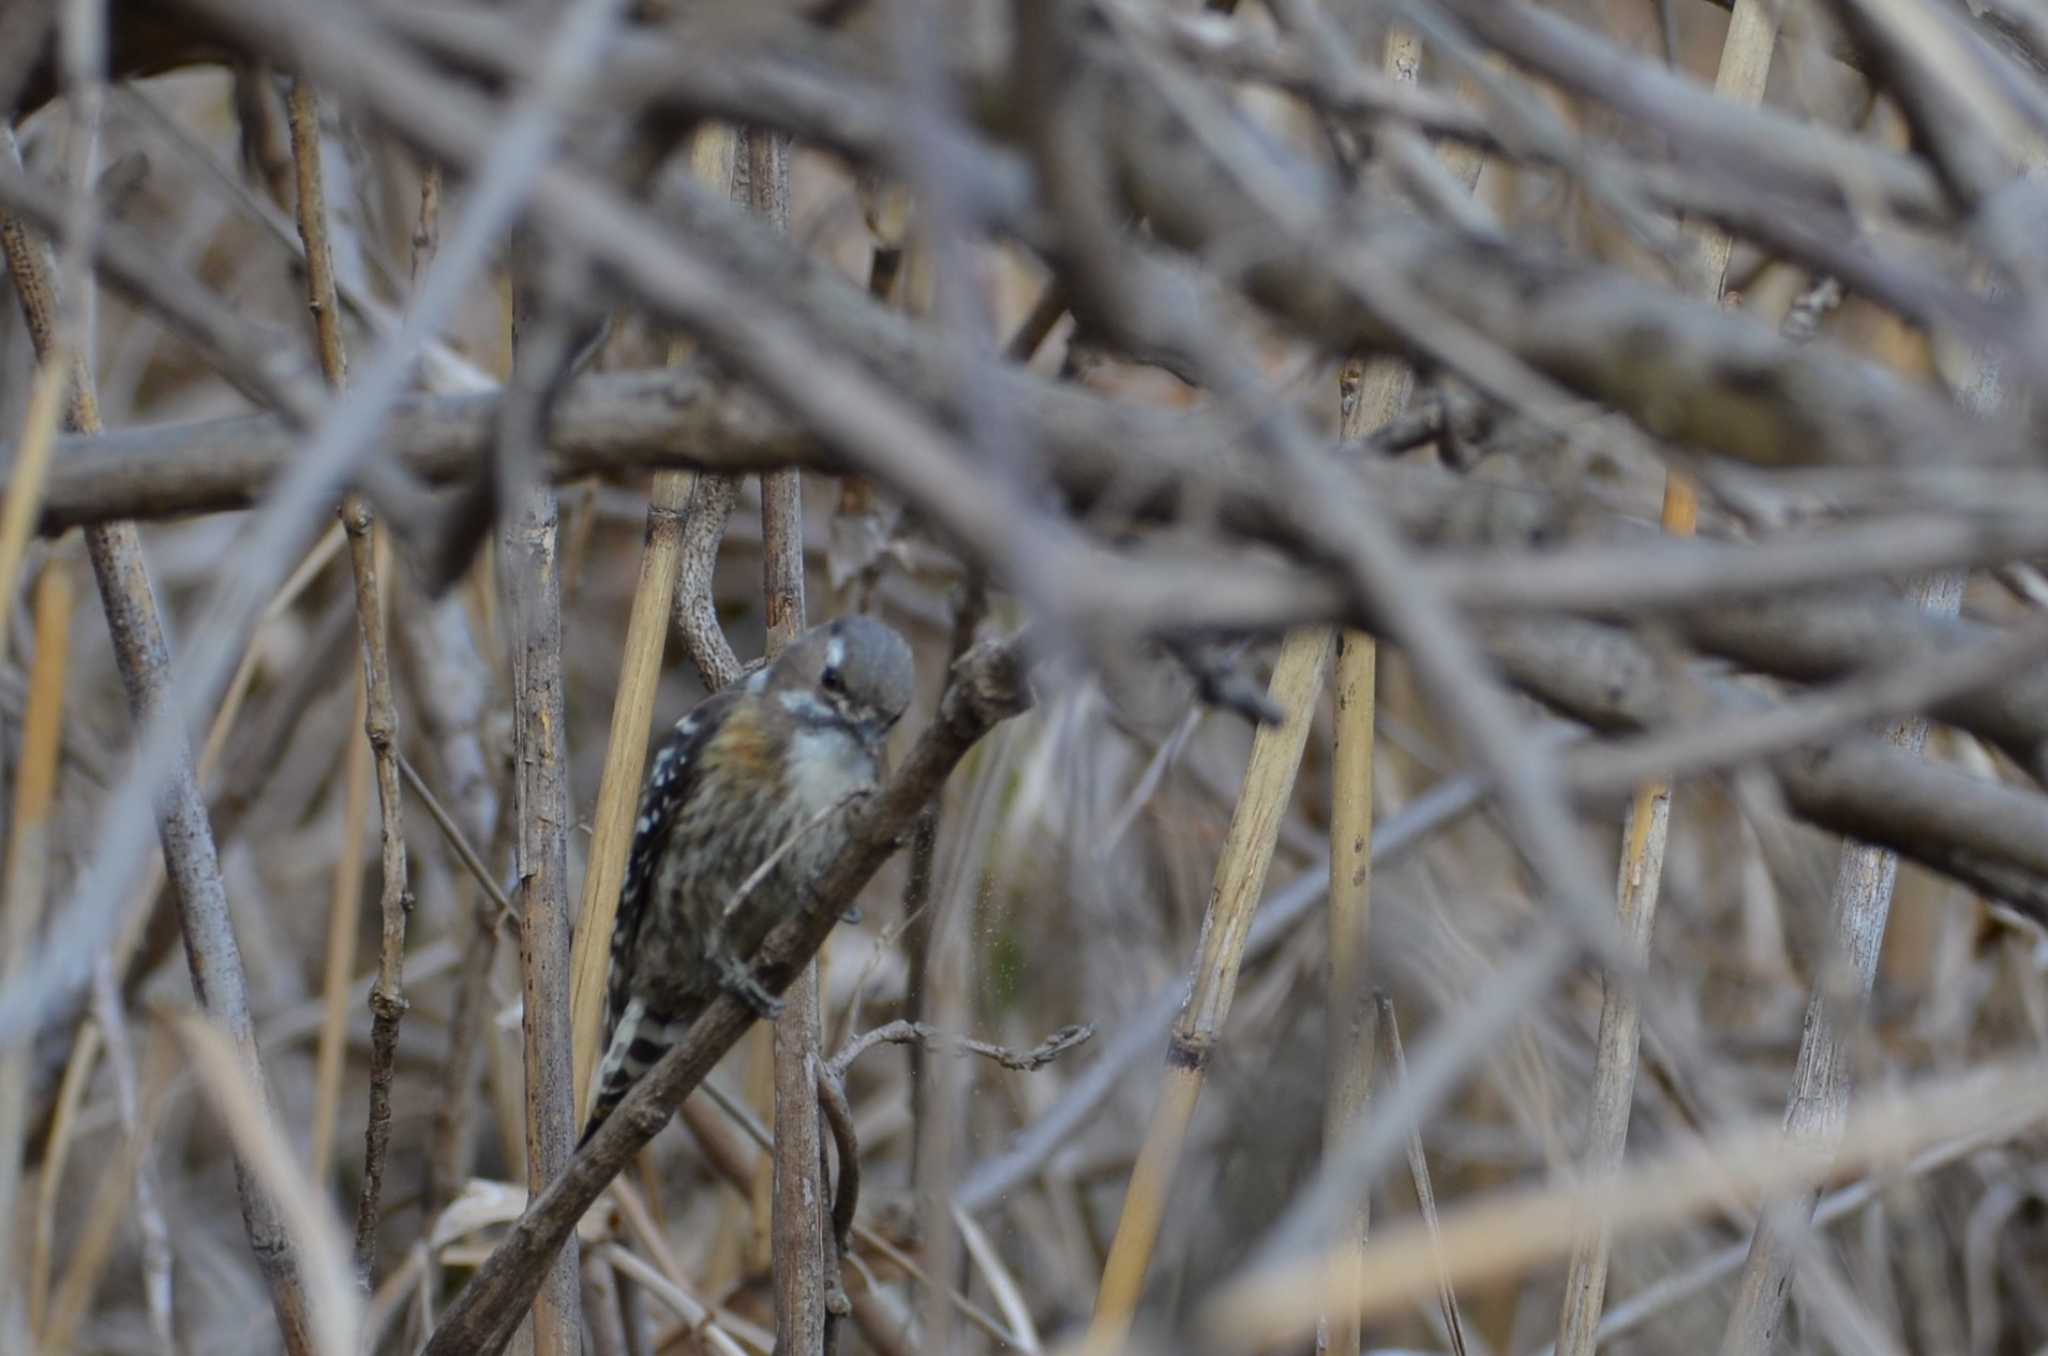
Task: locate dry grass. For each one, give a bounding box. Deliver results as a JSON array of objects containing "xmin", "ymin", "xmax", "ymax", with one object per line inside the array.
[{"xmin": 3, "ymin": 5, "xmax": 2048, "ymax": 1356}]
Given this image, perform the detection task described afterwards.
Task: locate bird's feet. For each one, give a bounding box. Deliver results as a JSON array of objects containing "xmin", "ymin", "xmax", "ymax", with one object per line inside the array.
[{"xmin": 717, "ymin": 955, "xmax": 785, "ymax": 1021}]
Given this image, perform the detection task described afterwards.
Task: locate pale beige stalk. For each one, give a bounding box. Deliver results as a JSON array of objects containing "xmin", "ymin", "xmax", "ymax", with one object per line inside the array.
[
  {"xmin": 310, "ymin": 674, "xmax": 372, "ymax": 1179},
  {"xmin": 1208, "ymin": 1059, "xmax": 2048, "ymax": 1350},
  {"xmin": 568, "ymin": 122, "xmax": 737, "ymax": 1111},
  {"xmin": 1326, "ymin": 25, "xmax": 1483, "ymax": 1352},
  {"xmin": 0, "ymin": 560, "xmax": 73, "ymax": 1338},
  {"xmin": 1087, "ymin": 627, "xmax": 1334, "ymax": 1348},
  {"xmin": 1554, "ymin": 7, "xmax": 1780, "ymax": 1353}
]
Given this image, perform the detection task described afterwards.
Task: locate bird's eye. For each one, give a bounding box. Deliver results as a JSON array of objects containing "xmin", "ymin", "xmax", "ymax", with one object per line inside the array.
[{"xmin": 821, "ymin": 667, "xmax": 845, "ymax": 693}]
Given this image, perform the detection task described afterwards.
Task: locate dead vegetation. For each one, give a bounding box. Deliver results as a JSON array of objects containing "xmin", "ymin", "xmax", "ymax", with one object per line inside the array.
[{"xmin": 3, "ymin": 1, "xmax": 2048, "ymax": 1354}]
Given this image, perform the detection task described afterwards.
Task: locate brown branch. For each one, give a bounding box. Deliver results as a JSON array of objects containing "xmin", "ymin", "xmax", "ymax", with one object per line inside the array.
[
  {"xmin": 21, "ymin": 389, "xmax": 2048, "ymax": 901},
  {"xmin": 499, "ymin": 289, "xmax": 583, "ymax": 1354},
  {"xmin": 282, "ymin": 72, "xmax": 414, "ymax": 1287},
  {"xmin": 813, "ymin": 1063, "xmax": 860, "ymax": 1265},
  {"xmin": 826, "ymin": 1019, "xmax": 1096, "ymax": 1082},
  {"xmin": 419, "ymin": 634, "xmax": 1032, "ymax": 1356},
  {"xmin": 1490, "ymin": 613, "xmax": 2048, "ymax": 916}
]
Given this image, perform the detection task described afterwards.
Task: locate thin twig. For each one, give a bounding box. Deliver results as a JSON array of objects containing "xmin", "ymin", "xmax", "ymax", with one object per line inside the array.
[
  {"xmin": 815, "ymin": 1065, "xmax": 861, "ymax": 1259},
  {"xmin": 827, "ymin": 1019, "xmax": 1095, "ymax": 1081},
  {"xmin": 399, "ymin": 753, "xmax": 516, "ymax": 923},
  {"xmin": 342, "ymin": 512, "xmax": 414, "ymax": 1272},
  {"xmin": 1378, "ymin": 995, "xmax": 1470, "ymax": 1356},
  {"xmin": 284, "ymin": 76, "xmax": 415, "ymax": 1283}
]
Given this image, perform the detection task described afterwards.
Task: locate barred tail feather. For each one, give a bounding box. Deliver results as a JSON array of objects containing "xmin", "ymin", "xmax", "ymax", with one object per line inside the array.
[{"xmin": 581, "ymin": 998, "xmax": 683, "ymax": 1145}]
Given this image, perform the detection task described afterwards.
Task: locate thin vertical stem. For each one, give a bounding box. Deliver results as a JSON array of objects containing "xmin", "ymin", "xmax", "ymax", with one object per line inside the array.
[
  {"xmin": 0, "ymin": 355, "xmax": 67, "ymax": 648},
  {"xmin": 1380, "ymin": 996, "xmax": 1469, "ymax": 1356},
  {"xmin": 27, "ymin": 1019, "xmax": 99, "ymax": 1339},
  {"xmin": 1718, "ymin": 605, "xmax": 1958, "ymax": 1355},
  {"xmin": 284, "ymin": 77, "xmax": 414, "ymax": 1283},
  {"xmin": 565, "ymin": 462, "xmax": 691, "ymax": 1110},
  {"xmin": 668, "ymin": 125, "xmax": 745, "ymax": 691},
  {"xmin": 1322, "ymin": 356, "xmax": 1398, "ymax": 1356},
  {"xmin": 745, "ymin": 120, "xmax": 831, "ymax": 1356},
  {"xmin": 1088, "ymin": 628, "xmax": 1333, "ymax": 1347},
  {"xmin": 1321, "ymin": 21, "xmax": 1477, "ymax": 1348},
  {"xmin": 344, "ymin": 489, "xmax": 415, "ymax": 1282},
  {"xmin": 566, "ymin": 118, "xmax": 739, "ymax": 1115},
  {"xmin": 0, "ymin": 559, "xmax": 73, "ymax": 1342},
  {"xmin": 1556, "ymin": 6, "xmax": 1779, "ymax": 1352},
  {"xmin": 501, "ymin": 272, "xmax": 582, "ymax": 1354},
  {"xmin": 310, "ymin": 673, "xmax": 371, "ymax": 1180}
]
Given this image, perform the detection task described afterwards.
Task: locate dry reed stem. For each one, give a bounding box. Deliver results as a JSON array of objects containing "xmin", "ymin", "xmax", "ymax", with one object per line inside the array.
[
  {"xmin": 1719, "ymin": 571, "xmax": 1965, "ymax": 1353},
  {"xmin": 745, "ymin": 119, "xmax": 832, "ymax": 1356},
  {"xmin": 310, "ymin": 672, "xmax": 372, "ymax": 1179},
  {"xmin": 1379, "ymin": 996, "xmax": 1469, "ymax": 1356},
  {"xmin": 564, "ymin": 465, "xmax": 689, "ymax": 1106},
  {"xmin": 196, "ymin": 523, "xmax": 347, "ymax": 783},
  {"xmin": 284, "ymin": 78, "xmax": 415, "ymax": 1282},
  {"xmin": 3, "ymin": 142, "xmax": 319, "ymax": 1356},
  {"xmin": 1279, "ymin": 39, "xmax": 1493, "ymax": 1348},
  {"xmin": 26, "ymin": 1016, "xmax": 98, "ymax": 1336},
  {"xmin": 565, "ymin": 121, "xmax": 741, "ymax": 1116},
  {"xmin": 685, "ymin": 1070, "xmax": 1024, "ymax": 1352},
  {"xmin": 0, "ymin": 558, "xmax": 72, "ymax": 1339},
  {"xmin": 504, "ymin": 469, "xmax": 582, "ymax": 1354},
  {"xmin": 0, "ymin": 355, "xmax": 68, "ymax": 650},
  {"xmin": 915, "ymin": 719, "xmax": 1019, "ymax": 1354},
  {"xmin": 901, "ymin": 575, "xmax": 985, "ymax": 1184},
  {"xmin": 174, "ymin": 1013, "xmax": 361, "ymax": 1356},
  {"xmin": 1575, "ymin": 1120, "xmax": 2012, "ymax": 1352},
  {"xmin": 1321, "ymin": 25, "xmax": 1439, "ymax": 1353},
  {"xmin": 1207, "ymin": 1057, "xmax": 2048, "ymax": 1351},
  {"xmin": 1323, "ymin": 352, "xmax": 1403, "ymax": 1354},
  {"xmin": 39, "ymin": 1037, "xmax": 152, "ymax": 1353},
  {"xmin": 1087, "ymin": 626, "xmax": 1333, "ymax": 1347},
  {"xmin": 93, "ymin": 959, "xmax": 176, "ymax": 1353},
  {"xmin": 667, "ymin": 125, "xmax": 745, "ymax": 691},
  {"xmin": 343, "ymin": 515, "xmax": 413, "ymax": 1279},
  {"xmin": 600, "ymin": 1245, "xmax": 755, "ymax": 1356},
  {"xmin": 583, "ymin": 1249, "xmax": 630, "ymax": 1356},
  {"xmin": 1723, "ymin": 122, "xmax": 1993, "ymax": 1350},
  {"xmin": 1554, "ymin": 7, "xmax": 1778, "ymax": 1351}
]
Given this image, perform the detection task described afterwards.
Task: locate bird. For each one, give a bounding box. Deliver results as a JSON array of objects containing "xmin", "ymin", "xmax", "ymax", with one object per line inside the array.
[{"xmin": 582, "ymin": 615, "xmax": 916, "ymax": 1142}]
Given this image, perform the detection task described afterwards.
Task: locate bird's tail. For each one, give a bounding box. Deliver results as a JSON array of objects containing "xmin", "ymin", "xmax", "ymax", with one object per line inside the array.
[{"xmin": 580, "ymin": 997, "xmax": 686, "ymax": 1146}]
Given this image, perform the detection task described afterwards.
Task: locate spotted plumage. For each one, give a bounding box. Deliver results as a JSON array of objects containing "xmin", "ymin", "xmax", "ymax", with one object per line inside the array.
[{"xmin": 583, "ymin": 617, "xmax": 916, "ymax": 1141}]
